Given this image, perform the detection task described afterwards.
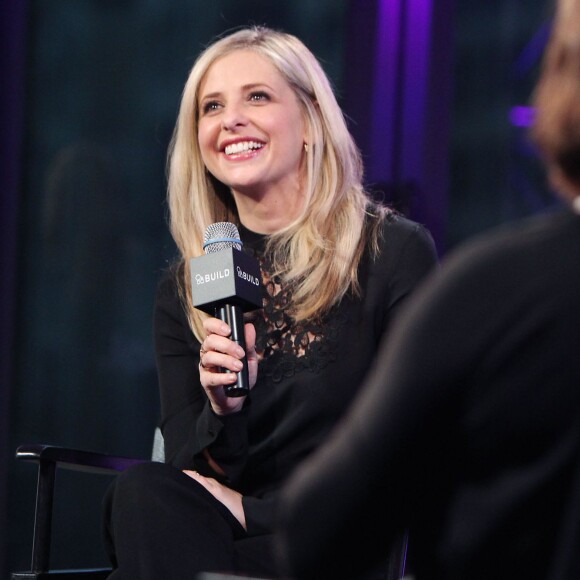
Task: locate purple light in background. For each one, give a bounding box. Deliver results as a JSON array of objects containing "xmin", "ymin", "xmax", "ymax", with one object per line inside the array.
[
  {"xmin": 510, "ymin": 105, "xmax": 536, "ymax": 128},
  {"xmin": 370, "ymin": 0, "xmax": 434, "ymax": 182},
  {"xmin": 368, "ymin": 0, "xmax": 402, "ymax": 182},
  {"xmin": 513, "ymin": 22, "xmax": 551, "ymax": 78},
  {"xmin": 401, "ymin": 0, "xmax": 433, "ymax": 180}
]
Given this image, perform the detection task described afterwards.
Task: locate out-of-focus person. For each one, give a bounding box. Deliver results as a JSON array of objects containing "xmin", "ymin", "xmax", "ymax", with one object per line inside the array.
[{"xmin": 277, "ymin": 1, "xmax": 580, "ymax": 578}]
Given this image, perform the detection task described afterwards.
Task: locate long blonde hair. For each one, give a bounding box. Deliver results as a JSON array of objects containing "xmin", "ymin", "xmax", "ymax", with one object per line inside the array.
[{"xmin": 167, "ymin": 26, "xmax": 388, "ymax": 342}]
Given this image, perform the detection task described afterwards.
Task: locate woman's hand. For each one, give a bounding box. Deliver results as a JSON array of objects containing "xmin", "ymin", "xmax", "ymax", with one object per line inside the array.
[
  {"xmin": 199, "ymin": 317, "xmax": 258, "ymax": 416},
  {"xmin": 183, "ymin": 470, "xmax": 247, "ymax": 530}
]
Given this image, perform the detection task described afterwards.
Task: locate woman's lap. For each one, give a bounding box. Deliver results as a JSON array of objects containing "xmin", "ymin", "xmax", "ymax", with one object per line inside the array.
[{"xmin": 103, "ymin": 462, "xmax": 275, "ymax": 579}]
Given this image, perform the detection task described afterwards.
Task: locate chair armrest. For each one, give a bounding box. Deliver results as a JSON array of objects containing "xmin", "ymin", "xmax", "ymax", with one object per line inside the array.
[
  {"xmin": 14, "ymin": 444, "xmax": 146, "ymax": 574},
  {"xmin": 16, "ymin": 444, "xmax": 147, "ymax": 475}
]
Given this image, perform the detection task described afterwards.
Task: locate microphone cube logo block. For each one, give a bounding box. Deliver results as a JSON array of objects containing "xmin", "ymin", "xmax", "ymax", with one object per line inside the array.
[{"xmin": 190, "ymin": 248, "xmax": 263, "ymax": 314}]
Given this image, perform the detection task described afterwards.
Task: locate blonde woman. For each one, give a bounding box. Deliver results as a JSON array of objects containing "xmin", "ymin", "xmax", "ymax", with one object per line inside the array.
[
  {"xmin": 103, "ymin": 26, "xmax": 437, "ymax": 579},
  {"xmin": 278, "ymin": 2, "xmax": 580, "ymax": 578}
]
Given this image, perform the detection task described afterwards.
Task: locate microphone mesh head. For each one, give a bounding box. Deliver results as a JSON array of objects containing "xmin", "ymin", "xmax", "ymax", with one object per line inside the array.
[{"xmin": 203, "ymin": 222, "xmax": 243, "ymax": 254}]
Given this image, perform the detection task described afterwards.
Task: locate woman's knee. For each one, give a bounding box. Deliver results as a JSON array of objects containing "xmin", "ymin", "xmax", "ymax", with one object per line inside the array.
[{"xmin": 108, "ymin": 461, "xmax": 181, "ymax": 510}]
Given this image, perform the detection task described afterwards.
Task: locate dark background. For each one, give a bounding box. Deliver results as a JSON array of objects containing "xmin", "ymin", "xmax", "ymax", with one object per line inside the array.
[{"xmin": 1, "ymin": 0, "xmax": 556, "ymax": 575}]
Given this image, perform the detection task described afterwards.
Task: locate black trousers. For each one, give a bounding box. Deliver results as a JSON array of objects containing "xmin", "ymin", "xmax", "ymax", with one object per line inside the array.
[{"xmin": 102, "ymin": 462, "xmax": 276, "ymax": 579}]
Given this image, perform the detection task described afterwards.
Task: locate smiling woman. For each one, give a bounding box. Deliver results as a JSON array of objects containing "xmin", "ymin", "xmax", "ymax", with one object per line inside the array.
[{"xmin": 101, "ymin": 26, "xmax": 438, "ymax": 579}]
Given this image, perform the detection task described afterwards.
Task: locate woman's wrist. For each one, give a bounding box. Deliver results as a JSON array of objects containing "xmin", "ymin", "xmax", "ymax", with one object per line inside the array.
[{"xmin": 210, "ymin": 397, "xmax": 245, "ymax": 416}]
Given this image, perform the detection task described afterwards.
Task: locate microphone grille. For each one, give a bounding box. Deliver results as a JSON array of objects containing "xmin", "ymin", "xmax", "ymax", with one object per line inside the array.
[{"xmin": 203, "ymin": 222, "xmax": 242, "ymax": 254}]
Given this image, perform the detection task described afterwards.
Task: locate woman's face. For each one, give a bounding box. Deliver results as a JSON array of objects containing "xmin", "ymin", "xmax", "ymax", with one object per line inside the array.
[{"xmin": 197, "ymin": 49, "xmax": 307, "ymax": 200}]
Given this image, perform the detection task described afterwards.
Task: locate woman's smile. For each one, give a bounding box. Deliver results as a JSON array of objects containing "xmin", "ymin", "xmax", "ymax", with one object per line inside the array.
[{"xmin": 221, "ymin": 138, "xmax": 266, "ymax": 159}]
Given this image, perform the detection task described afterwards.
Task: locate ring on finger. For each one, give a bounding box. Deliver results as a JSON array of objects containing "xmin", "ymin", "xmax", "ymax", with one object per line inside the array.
[{"xmin": 199, "ymin": 345, "xmax": 209, "ymax": 370}]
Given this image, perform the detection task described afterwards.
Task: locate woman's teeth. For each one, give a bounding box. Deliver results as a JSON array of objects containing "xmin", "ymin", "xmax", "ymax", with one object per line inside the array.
[{"xmin": 224, "ymin": 141, "xmax": 264, "ymax": 156}]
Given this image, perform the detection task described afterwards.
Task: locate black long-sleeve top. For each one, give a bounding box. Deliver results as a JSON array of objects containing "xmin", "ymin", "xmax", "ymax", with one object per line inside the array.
[
  {"xmin": 154, "ymin": 211, "xmax": 437, "ymax": 535},
  {"xmin": 278, "ymin": 209, "xmax": 580, "ymax": 579}
]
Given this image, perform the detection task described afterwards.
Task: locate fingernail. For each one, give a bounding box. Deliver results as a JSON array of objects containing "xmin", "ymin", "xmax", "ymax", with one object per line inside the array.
[
  {"xmin": 236, "ymin": 347, "xmax": 245, "ymax": 357},
  {"xmin": 234, "ymin": 361, "xmax": 243, "ymax": 370}
]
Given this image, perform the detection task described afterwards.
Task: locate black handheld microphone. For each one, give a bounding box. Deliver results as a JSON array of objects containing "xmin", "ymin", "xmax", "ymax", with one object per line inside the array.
[{"xmin": 190, "ymin": 222, "xmax": 263, "ymax": 397}]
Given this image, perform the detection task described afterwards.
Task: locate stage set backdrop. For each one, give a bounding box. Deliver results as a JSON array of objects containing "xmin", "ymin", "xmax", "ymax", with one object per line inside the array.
[{"xmin": 1, "ymin": 0, "xmax": 555, "ymax": 575}]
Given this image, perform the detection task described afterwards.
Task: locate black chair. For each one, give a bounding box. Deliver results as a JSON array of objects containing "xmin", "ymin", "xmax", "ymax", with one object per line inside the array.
[
  {"xmin": 12, "ymin": 434, "xmax": 409, "ymax": 580},
  {"xmin": 11, "ymin": 443, "xmax": 152, "ymax": 579}
]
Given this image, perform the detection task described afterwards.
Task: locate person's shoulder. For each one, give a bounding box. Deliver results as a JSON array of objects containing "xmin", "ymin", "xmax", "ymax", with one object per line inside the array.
[
  {"xmin": 360, "ymin": 206, "xmax": 438, "ymax": 286},
  {"xmin": 368, "ymin": 207, "xmax": 428, "ymax": 238},
  {"xmin": 367, "ymin": 206, "xmax": 437, "ymax": 258},
  {"xmin": 450, "ymin": 209, "xmax": 577, "ymax": 263},
  {"xmin": 440, "ymin": 208, "xmax": 580, "ymax": 285}
]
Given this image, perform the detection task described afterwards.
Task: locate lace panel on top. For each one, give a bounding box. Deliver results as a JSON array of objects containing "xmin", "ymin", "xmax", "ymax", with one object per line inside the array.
[{"xmin": 244, "ymin": 244, "xmax": 347, "ymax": 384}]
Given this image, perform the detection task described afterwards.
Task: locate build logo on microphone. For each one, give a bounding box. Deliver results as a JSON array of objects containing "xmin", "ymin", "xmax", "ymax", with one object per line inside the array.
[
  {"xmin": 190, "ymin": 248, "xmax": 263, "ymax": 315},
  {"xmin": 194, "ymin": 269, "xmax": 231, "ymax": 285},
  {"xmin": 236, "ymin": 266, "xmax": 260, "ymax": 286}
]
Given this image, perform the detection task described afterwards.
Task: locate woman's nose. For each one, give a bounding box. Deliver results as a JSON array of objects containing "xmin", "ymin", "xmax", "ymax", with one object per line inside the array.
[{"xmin": 221, "ymin": 103, "xmax": 248, "ymax": 131}]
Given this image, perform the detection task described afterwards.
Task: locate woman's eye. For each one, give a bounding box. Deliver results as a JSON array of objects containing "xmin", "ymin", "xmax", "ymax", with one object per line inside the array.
[
  {"xmin": 249, "ymin": 91, "xmax": 270, "ymax": 102},
  {"xmin": 201, "ymin": 101, "xmax": 220, "ymax": 114}
]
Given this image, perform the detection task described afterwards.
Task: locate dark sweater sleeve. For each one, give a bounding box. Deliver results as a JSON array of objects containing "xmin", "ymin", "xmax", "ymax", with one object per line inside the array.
[
  {"xmin": 242, "ymin": 495, "xmax": 278, "ymax": 536},
  {"xmin": 154, "ymin": 274, "xmax": 250, "ymax": 481}
]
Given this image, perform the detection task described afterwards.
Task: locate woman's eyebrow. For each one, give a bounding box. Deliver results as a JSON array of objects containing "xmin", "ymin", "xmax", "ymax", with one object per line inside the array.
[
  {"xmin": 201, "ymin": 82, "xmax": 276, "ymax": 98},
  {"xmin": 199, "ymin": 91, "xmax": 221, "ymax": 101}
]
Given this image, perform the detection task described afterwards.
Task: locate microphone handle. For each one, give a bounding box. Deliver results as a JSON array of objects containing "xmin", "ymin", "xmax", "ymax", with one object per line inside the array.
[{"xmin": 215, "ymin": 303, "xmax": 250, "ymax": 397}]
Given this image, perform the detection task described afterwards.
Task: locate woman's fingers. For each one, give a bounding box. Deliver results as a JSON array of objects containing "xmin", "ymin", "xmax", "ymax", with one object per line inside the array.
[
  {"xmin": 201, "ymin": 341, "xmax": 245, "ymax": 372},
  {"xmin": 200, "ymin": 317, "xmax": 246, "ymax": 372},
  {"xmin": 198, "ymin": 316, "xmax": 257, "ymax": 414},
  {"xmin": 202, "ymin": 316, "xmax": 231, "ymax": 337},
  {"xmin": 200, "ymin": 366, "xmax": 238, "ymax": 387},
  {"xmin": 244, "ymin": 323, "xmax": 258, "ymax": 388}
]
